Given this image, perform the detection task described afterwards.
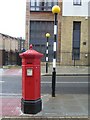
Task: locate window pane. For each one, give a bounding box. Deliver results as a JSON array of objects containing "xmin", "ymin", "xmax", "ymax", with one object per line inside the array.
[
  {"xmin": 30, "ymin": 0, "xmax": 35, "ymax": 6},
  {"xmin": 48, "ymin": 0, "xmax": 52, "ymax": 6},
  {"xmin": 73, "ymin": 41, "xmax": 80, "ymax": 48},
  {"xmin": 73, "ymin": 0, "xmax": 81, "ymax": 5},
  {"xmin": 73, "ymin": 22, "xmax": 81, "ymax": 30},
  {"xmin": 30, "ymin": 7, "xmax": 35, "ymax": 11},
  {"xmin": 36, "ymin": 7, "xmax": 39, "ymax": 11},
  {"xmin": 72, "ymin": 21, "xmax": 81, "ymax": 60},
  {"xmin": 30, "ymin": 0, "xmax": 58, "ymax": 11},
  {"xmin": 72, "ymin": 48, "xmax": 80, "ymax": 60},
  {"xmin": 36, "ymin": 0, "xmax": 39, "ymax": 6},
  {"xmin": 73, "ymin": 30, "xmax": 80, "ymax": 41}
]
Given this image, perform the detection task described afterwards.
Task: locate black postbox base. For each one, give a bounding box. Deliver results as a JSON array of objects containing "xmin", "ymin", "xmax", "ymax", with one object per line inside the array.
[{"xmin": 21, "ymin": 98, "xmax": 42, "ymax": 114}]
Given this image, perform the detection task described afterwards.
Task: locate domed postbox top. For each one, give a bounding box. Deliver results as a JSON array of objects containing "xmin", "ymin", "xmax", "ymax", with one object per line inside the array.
[{"xmin": 19, "ymin": 44, "xmax": 43, "ymax": 59}]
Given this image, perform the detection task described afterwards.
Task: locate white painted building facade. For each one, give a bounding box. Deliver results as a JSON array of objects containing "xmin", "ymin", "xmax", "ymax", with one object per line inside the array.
[{"xmin": 63, "ymin": 0, "xmax": 89, "ymax": 17}]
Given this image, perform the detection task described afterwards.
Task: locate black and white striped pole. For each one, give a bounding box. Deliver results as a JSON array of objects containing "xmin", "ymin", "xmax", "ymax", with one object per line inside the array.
[
  {"xmin": 45, "ymin": 33, "xmax": 50, "ymax": 73},
  {"xmin": 52, "ymin": 5, "xmax": 60, "ymax": 97}
]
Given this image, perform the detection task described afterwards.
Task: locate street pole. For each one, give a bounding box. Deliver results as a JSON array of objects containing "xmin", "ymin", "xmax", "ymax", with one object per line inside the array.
[
  {"xmin": 52, "ymin": 5, "xmax": 60, "ymax": 97},
  {"xmin": 45, "ymin": 33, "xmax": 50, "ymax": 73}
]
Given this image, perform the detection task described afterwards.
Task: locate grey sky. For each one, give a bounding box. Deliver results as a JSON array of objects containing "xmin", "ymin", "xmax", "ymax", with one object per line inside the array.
[{"xmin": 0, "ymin": 0, "xmax": 26, "ymax": 39}]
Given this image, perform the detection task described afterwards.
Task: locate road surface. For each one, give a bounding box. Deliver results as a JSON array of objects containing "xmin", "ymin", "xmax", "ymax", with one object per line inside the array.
[{"xmin": 0, "ymin": 75, "xmax": 88, "ymax": 96}]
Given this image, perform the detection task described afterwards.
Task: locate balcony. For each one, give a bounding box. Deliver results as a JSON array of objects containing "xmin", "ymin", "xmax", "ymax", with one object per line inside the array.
[{"xmin": 30, "ymin": 1, "xmax": 58, "ymax": 12}]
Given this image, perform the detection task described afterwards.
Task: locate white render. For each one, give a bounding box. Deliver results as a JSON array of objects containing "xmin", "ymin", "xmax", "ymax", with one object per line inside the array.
[{"xmin": 63, "ymin": 0, "xmax": 90, "ymax": 16}]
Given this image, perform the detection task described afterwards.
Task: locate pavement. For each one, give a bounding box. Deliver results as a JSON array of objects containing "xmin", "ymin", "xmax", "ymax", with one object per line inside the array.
[
  {"xmin": 0, "ymin": 65, "xmax": 89, "ymax": 120},
  {"xmin": 0, "ymin": 65, "xmax": 89, "ymax": 76},
  {"xmin": 41, "ymin": 65, "xmax": 89, "ymax": 76},
  {"xmin": 0, "ymin": 94, "xmax": 89, "ymax": 119}
]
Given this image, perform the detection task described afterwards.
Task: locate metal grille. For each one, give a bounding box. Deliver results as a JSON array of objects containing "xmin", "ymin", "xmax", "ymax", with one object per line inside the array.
[{"xmin": 30, "ymin": 21, "xmax": 54, "ymax": 62}]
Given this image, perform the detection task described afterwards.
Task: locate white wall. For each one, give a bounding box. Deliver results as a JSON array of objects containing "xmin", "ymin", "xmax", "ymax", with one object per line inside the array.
[{"xmin": 63, "ymin": 0, "xmax": 89, "ymax": 16}]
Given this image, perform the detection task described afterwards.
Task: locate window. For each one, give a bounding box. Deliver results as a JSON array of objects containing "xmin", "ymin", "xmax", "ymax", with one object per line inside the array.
[
  {"xmin": 73, "ymin": 0, "xmax": 81, "ymax": 5},
  {"xmin": 72, "ymin": 21, "xmax": 81, "ymax": 60},
  {"xmin": 72, "ymin": 48, "xmax": 80, "ymax": 60},
  {"xmin": 30, "ymin": 0, "xmax": 58, "ymax": 11}
]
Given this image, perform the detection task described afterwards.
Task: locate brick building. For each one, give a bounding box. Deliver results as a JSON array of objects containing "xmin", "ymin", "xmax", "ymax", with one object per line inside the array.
[
  {"xmin": 25, "ymin": 0, "xmax": 62, "ymax": 62},
  {"xmin": 25, "ymin": 0, "xmax": 89, "ymax": 65},
  {"xmin": 0, "ymin": 33, "xmax": 25, "ymax": 66}
]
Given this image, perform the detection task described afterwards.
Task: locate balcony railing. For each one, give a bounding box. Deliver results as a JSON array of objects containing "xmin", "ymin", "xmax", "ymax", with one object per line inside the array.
[{"xmin": 30, "ymin": 2, "xmax": 58, "ymax": 11}]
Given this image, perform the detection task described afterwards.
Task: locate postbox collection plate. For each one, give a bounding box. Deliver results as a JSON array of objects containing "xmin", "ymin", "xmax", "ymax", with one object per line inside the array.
[{"xmin": 27, "ymin": 68, "xmax": 33, "ymax": 76}]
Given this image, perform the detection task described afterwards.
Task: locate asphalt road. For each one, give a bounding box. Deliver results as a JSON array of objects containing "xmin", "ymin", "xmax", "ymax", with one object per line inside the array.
[{"xmin": 0, "ymin": 75, "xmax": 88, "ymax": 96}]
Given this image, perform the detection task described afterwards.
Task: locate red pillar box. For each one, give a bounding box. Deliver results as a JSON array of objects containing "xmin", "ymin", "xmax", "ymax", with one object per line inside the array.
[{"xmin": 19, "ymin": 44, "xmax": 43, "ymax": 114}]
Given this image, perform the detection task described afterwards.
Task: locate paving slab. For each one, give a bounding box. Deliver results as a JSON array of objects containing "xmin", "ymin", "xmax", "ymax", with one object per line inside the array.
[{"xmin": 0, "ymin": 94, "xmax": 88, "ymax": 119}]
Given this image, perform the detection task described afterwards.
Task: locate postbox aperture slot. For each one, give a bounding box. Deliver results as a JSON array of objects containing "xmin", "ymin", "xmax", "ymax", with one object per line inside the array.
[
  {"xmin": 27, "ymin": 62, "xmax": 32, "ymax": 64},
  {"xmin": 27, "ymin": 68, "xmax": 33, "ymax": 76}
]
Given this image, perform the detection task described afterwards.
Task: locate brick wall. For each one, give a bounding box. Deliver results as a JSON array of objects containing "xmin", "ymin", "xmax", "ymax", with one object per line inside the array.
[
  {"xmin": 60, "ymin": 16, "xmax": 89, "ymax": 65},
  {"xmin": 57, "ymin": 1, "xmax": 62, "ymax": 62},
  {"xmin": 25, "ymin": 0, "xmax": 30, "ymax": 49},
  {"xmin": 25, "ymin": 0, "xmax": 62, "ymax": 62}
]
